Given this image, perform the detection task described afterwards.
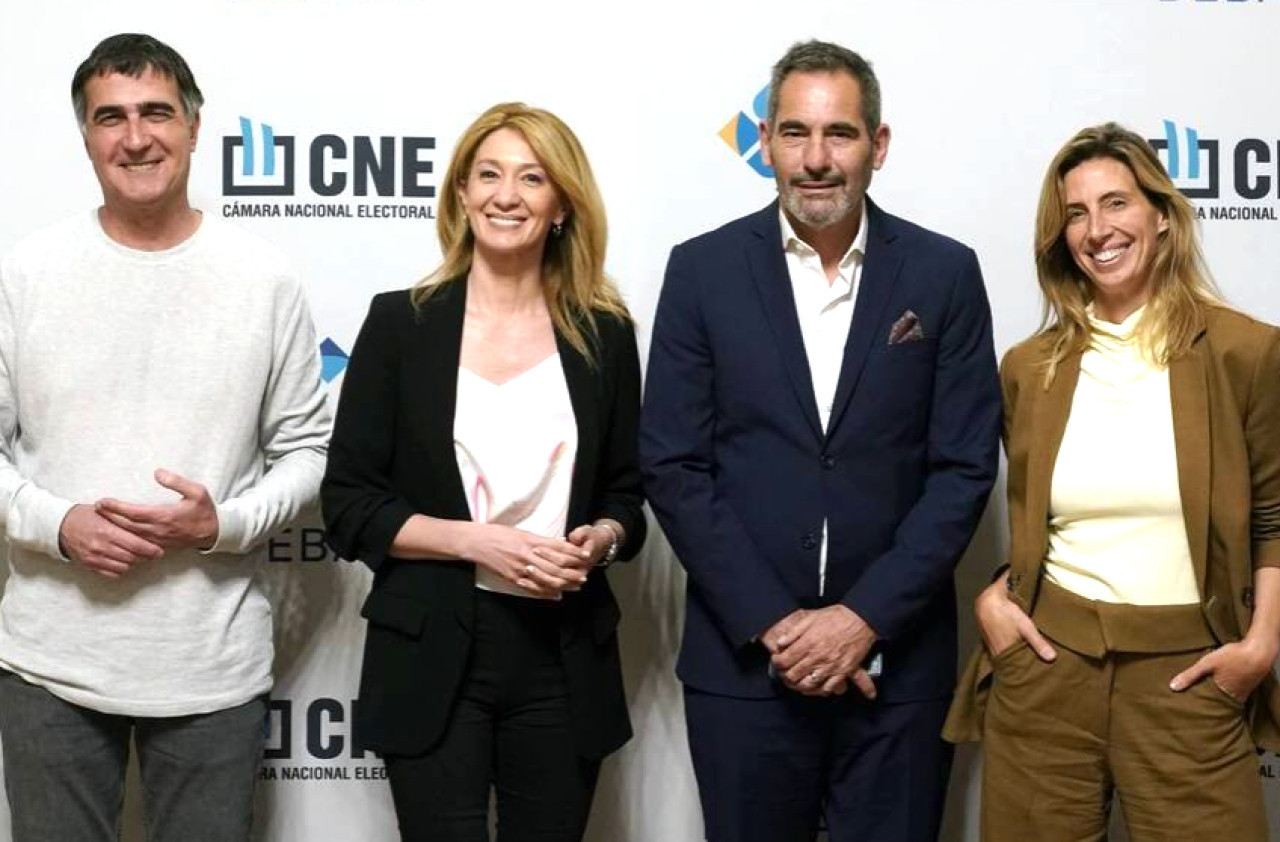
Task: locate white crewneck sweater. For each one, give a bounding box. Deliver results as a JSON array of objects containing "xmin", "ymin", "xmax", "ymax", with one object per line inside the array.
[{"xmin": 0, "ymin": 210, "xmax": 331, "ymax": 715}]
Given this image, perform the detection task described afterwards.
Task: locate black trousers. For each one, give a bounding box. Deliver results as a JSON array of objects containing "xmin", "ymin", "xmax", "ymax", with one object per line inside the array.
[{"xmin": 384, "ymin": 590, "xmax": 600, "ymax": 842}]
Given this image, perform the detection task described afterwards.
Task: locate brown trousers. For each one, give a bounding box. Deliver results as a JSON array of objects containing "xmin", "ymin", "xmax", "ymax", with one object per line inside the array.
[{"xmin": 981, "ymin": 581, "xmax": 1267, "ymax": 842}]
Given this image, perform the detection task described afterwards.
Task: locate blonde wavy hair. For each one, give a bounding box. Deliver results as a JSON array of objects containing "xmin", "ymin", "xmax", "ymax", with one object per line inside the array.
[
  {"xmin": 1033, "ymin": 122, "xmax": 1220, "ymax": 386},
  {"xmin": 412, "ymin": 102, "xmax": 629, "ymax": 362}
]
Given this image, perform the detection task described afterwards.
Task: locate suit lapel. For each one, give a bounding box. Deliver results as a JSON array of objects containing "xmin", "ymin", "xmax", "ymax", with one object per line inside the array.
[
  {"xmin": 746, "ymin": 205, "xmax": 824, "ymax": 440},
  {"xmin": 416, "ymin": 279, "xmax": 469, "ymax": 518},
  {"xmin": 555, "ymin": 327, "xmax": 598, "ymax": 532},
  {"xmin": 827, "ymin": 202, "xmax": 900, "ymax": 436},
  {"xmin": 1024, "ymin": 351, "xmax": 1081, "ymax": 565},
  {"xmin": 1170, "ymin": 324, "xmax": 1211, "ymax": 595},
  {"xmin": 423, "ymin": 281, "xmax": 601, "ymax": 532}
]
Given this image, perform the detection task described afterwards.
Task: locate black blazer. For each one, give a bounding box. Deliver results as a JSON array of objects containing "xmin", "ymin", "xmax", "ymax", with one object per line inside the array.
[{"xmin": 321, "ymin": 280, "xmax": 646, "ymax": 759}]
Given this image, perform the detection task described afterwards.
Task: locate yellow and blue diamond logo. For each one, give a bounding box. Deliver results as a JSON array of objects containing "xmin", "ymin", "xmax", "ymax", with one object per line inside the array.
[{"xmin": 719, "ymin": 84, "xmax": 773, "ymax": 178}]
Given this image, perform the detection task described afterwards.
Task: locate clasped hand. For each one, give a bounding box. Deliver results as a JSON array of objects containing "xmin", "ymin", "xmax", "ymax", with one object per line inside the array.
[
  {"xmin": 58, "ymin": 469, "xmax": 219, "ymax": 579},
  {"xmin": 762, "ymin": 605, "xmax": 879, "ymax": 698},
  {"xmin": 466, "ymin": 523, "xmax": 613, "ymax": 598}
]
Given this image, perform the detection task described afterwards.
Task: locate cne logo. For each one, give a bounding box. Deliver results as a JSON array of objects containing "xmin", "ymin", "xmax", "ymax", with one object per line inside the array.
[
  {"xmin": 224, "ymin": 118, "xmax": 295, "ymax": 196},
  {"xmin": 1147, "ymin": 120, "xmax": 1279, "ymax": 221},
  {"xmin": 319, "ymin": 337, "xmax": 349, "ymax": 383},
  {"xmin": 218, "ymin": 116, "xmax": 437, "ymax": 220},
  {"xmin": 222, "ymin": 116, "xmax": 435, "ymax": 199},
  {"xmin": 260, "ymin": 697, "xmax": 387, "ymax": 782},
  {"xmin": 1150, "ymin": 120, "xmax": 1219, "ymax": 198},
  {"xmin": 719, "ymin": 84, "xmax": 773, "ymax": 178}
]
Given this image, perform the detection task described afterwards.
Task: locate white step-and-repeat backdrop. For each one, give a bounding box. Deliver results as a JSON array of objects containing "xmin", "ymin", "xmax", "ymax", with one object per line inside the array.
[{"xmin": 2, "ymin": 1, "xmax": 1279, "ymax": 839}]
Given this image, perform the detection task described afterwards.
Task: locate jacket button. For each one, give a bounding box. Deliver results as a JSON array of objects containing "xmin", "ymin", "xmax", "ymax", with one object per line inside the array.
[
  {"xmin": 1243, "ymin": 587, "xmax": 1255, "ymax": 610},
  {"xmin": 801, "ymin": 534, "xmax": 818, "ymax": 550},
  {"xmin": 821, "ymin": 454, "xmax": 836, "ymax": 469}
]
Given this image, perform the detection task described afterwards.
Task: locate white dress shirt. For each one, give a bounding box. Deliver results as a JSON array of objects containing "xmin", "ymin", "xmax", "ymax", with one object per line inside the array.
[{"xmin": 779, "ymin": 204, "xmax": 868, "ymax": 594}]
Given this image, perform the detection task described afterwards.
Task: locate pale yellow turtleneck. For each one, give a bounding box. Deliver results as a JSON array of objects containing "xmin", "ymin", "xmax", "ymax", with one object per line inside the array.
[{"xmin": 1043, "ymin": 306, "xmax": 1199, "ymax": 605}]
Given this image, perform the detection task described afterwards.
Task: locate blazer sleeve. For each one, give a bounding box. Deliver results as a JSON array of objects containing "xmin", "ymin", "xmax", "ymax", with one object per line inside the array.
[
  {"xmin": 999, "ymin": 345, "xmax": 1023, "ymax": 452},
  {"xmin": 1248, "ymin": 326, "xmax": 1280, "ymax": 569},
  {"xmin": 321, "ymin": 293, "xmax": 418, "ymax": 571},
  {"xmin": 588, "ymin": 314, "xmax": 647, "ymax": 560},
  {"xmin": 840, "ymin": 247, "xmax": 1002, "ymax": 640},
  {"xmin": 986, "ymin": 345, "xmax": 1028, "ymax": 582},
  {"xmin": 640, "ymin": 245, "xmax": 798, "ymax": 646}
]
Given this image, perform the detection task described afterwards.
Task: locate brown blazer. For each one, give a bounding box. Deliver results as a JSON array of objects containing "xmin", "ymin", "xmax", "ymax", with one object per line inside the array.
[{"xmin": 944, "ymin": 304, "xmax": 1280, "ymax": 750}]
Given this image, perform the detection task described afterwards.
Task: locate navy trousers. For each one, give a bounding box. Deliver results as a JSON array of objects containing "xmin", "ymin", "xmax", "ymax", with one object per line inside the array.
[{"xmin": 684, "ymin": 686, "xmax": 952, "ymax": 842}]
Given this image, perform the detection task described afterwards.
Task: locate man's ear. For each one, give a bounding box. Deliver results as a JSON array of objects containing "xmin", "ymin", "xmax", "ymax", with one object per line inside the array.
[
  {"xmin": 758, "ymin": 120, "xmax": 774, "ymax": 170},
  {"xmin": 871, "ymin": 123, "xmax": 891, "ymax": 171}
]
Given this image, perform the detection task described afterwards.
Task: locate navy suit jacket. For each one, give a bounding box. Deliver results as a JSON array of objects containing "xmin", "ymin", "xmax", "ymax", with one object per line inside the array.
[{"xmin": 640, "ymin": 199, "xmax": 1000, "ymax": 702}]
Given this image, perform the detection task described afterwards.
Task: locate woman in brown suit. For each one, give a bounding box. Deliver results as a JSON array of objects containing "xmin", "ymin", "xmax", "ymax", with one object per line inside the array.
[{"xmin": 944, "ymin": 123, "xmax": 1280, "ymax": 841}]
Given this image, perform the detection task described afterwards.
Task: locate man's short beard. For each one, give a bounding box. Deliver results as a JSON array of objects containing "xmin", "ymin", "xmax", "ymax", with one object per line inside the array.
[{"xmin": 780, "ymin": 186, "xmax": 855, "ymax": 230}]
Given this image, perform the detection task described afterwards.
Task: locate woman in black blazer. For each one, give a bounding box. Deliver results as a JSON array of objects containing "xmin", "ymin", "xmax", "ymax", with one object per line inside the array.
[{"xmin": 322, "ymin": 102, "xmax": 645, "ymax": 842}]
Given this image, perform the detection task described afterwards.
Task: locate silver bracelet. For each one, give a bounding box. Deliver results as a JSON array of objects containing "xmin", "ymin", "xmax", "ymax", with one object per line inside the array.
[{"xmin": 594, "ymin": 521, "xmax": 622, "ymax": 568}]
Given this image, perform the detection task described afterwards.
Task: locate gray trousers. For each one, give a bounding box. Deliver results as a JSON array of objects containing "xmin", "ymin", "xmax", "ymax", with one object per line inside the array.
[{"xmin": 0, "ymin": 670, "xmax": 265, "ymax": 842}]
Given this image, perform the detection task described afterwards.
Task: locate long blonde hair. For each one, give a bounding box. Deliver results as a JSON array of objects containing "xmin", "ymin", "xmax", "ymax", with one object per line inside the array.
[
  {"xmin": 412, "ymin": 102, "xmax": 629, "ymax": 361},
  {"xmin": 1033, "ymin": 122, "xmax": 1219, "ymax": 385}
]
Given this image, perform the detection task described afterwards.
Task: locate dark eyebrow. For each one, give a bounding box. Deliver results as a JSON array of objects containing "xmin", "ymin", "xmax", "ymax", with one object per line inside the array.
[
  {"xmin": 775, "ymin": 119, "xmax": 862, "ymax": 136},
  {"xmin": 91, "ymin": 105, "xmax": 125, "ymax": 122},
  {"xmin": 90, "ymin": 101, "xmax": 177, "ymax": 122}
]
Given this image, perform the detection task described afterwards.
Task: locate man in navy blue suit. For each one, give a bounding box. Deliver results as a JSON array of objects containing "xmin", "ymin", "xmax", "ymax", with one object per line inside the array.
[{"xmin": 641, "ymin": 40, "xmax": 1001, "ymax": 842}]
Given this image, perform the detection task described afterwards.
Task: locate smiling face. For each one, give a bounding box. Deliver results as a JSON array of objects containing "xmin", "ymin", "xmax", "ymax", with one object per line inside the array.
[
  {"xmin": 82, "ymin": 68, "xmax": 198, "ymax": 222},
  {"xmin": 760, "ymin": 70, "xmax": 889, "ymax": 235},
  {"xmin": 1062, "ymin": 156, "xmax": 1168, "ymax": 318},
  {"xmin": 458, "ymin": 127, "xmax": 565, "ymax": 262}
]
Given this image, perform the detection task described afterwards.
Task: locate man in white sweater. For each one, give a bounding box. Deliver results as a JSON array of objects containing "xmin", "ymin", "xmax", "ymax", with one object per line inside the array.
[{"xmin": 0, "ymin": 33, "xmax": 330, "ymax": 842}]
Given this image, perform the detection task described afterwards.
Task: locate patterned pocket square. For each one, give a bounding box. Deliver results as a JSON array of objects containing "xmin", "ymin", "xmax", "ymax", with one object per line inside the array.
[{"xmin": 888, "ymin": 309, "xmax": 925, "ymax": 345}]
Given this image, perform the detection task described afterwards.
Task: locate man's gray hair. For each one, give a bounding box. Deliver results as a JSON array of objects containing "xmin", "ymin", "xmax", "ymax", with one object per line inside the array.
[
  {"xmin": 71, "ymin": 33, "xmax": 204, "ymax": 130},
  {"xmin": 767, "ymin": 40, "xmax": 881, "ymax": 132}
]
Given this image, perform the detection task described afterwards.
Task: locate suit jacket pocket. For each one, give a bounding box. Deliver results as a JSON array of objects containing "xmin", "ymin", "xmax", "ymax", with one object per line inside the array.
[
  {"xmin": 872, "ymin": 337, "xmax": 938, "ymax": 383},
  {"xmin": 885, "ymin": 336, "xmax": 938, "ymax": 356},
  {"xmin": 356, "ymin": 587, "xmax": 465, "ymax": 756},
  {"xmin": 991, "ymin": 637, "xmax": 1030, "ymax": 668},
  {"xmin": 361, "ymin": 588, "xmax": 430, "ymax": 638}
]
